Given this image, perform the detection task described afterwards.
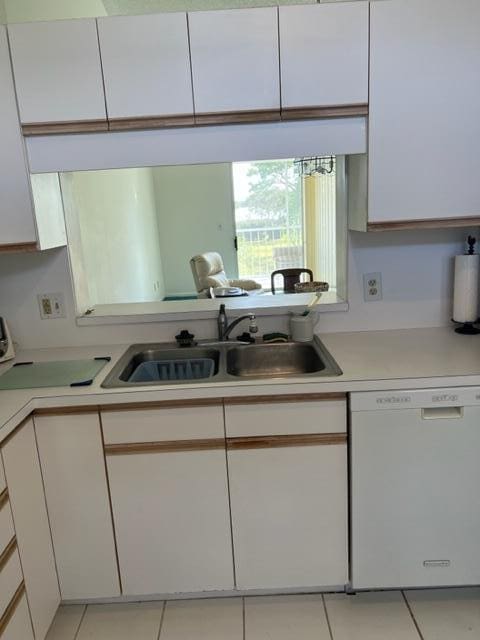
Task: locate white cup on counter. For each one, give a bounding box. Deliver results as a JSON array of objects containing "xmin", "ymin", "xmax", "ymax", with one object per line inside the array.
[{"xmin": 289, "ymin": 312, "xmax": 318, "ymax": 342}]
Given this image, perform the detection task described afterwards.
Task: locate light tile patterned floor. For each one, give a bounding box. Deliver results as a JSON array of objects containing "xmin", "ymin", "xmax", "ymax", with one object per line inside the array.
[{"xmin": 46, "ymin": 589, "xmax": 480, "ymax": 640}]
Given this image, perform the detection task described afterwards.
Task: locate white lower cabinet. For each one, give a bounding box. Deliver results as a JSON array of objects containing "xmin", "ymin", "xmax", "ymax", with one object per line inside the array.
[
  {"xmin": 34, "ymin": 412, "xmax": 120, "ymax": 600},
  {"xmin": 103, "ymin": 405, "xmax": 234, "ymax": 596},
  {"xmin": 225, "ymin": 398, "xmax": 348, "ymax": 590},
  {"xmin": 1, "ymin": 419, "xmax": 60, "ymax": 639},
  {"xmin": 1, "ymin": 595, "xmax": 34, "ymax": 640}
]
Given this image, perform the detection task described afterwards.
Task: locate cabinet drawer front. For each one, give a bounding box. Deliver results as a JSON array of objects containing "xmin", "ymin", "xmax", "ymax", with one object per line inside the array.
[
  {"xmin": 0, "ymin": 549, "xmax": 22, "ymax": 620},
  {"xmin": 225, "ymin": 399, "xmax": 346, "ymax": 438},
  {"xmin": 0, "ymin": 592, "xmax": 34, "ymax": 640},
  {"xmin": 102, "ymin": 405, "xmax": 224, "ymax": 444},
  {"xmin": 0, "ymin": 500, "xmax": 14, "ymax": 557}
]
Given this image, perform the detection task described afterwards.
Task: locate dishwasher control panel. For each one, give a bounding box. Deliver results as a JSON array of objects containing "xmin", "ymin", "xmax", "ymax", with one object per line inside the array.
[{"xmin": 350, "ymin": 386, "xmax": 480, "ymax": 411}]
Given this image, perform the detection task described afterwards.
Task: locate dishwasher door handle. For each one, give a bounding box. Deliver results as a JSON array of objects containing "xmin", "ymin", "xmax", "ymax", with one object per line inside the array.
[{"xmin": 421, "ymin": 406, "xmax": 464, "ymax": 420}]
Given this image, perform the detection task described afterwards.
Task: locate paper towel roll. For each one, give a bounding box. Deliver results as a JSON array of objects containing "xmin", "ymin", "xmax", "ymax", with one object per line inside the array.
[{"xmin": 453, "ymin": 254, "xmax": 479, "ymax": 323}]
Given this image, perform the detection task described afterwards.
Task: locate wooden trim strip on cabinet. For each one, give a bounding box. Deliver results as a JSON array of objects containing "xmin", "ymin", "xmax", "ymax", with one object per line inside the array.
[
  {"xmin": 109, "ymin": 114, "xmax": 195, "ymax": 131},
  {"xmin": 227, "ymin": 433, "xmax": 347, "ymax": 450},
  {"xmin": 0, "ymin": 537, "xmax": 16, "ymax": 573},
  {"xmin": 22, "ymin": 119, "xmax": 109, "ymax": 136},
  {"xmin": 0, "ymin": 582, "xmax": 26, "ymax": 636},
  {"xmin": 281, "ymin": 104, "xmax": 368, "ymax": 120},
  {"xmin": 224, "ymin": 393, "xmax": 346, "ymax": 406},
  {"xmin": 0, "ymin": 416, "xmax": 31, "ymax": 449},
  {"xmin": 0, "ymin": 242, "xmax": 37, "ymax": 254},
  {"xmin": 367, "ymin": 216, "xmax": 480, "ymax": 232},
  {"xmin": 0, "ymin": 489, "xmax": 8, "ymax": 512},
  {"xmin": 33, "ymin": 406, "xmax": 99, "ymax": 417},
  {"xmin": 105, "ymin": 438, "xmax": 226, "ymax": 456},
  {"xmin": 195, "ymin": 109, "xmax": 280, "ymax": 126},
  {"xmin": 100, "ymin": 398, "xmax": 223, "ymax": 412}
]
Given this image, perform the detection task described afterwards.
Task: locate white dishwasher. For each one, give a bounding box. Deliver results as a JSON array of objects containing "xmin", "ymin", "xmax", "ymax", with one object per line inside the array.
[{"xmin": 351, "ymin": 386, "xmax": 480, "ymax": 590}]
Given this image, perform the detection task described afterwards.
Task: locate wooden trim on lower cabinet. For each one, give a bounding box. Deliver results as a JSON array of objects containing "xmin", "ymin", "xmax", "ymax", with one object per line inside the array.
[
  {"xmin": 100, "ymin": 398, "xmax": 223, "ymax": 412},
  {"xmin": 367, "ymin": 216, "xmax": 480, "ymax": 232},
  {"xmin": 224, "ymin": 392, "xmax": 346, "ymax": 406},
  {"xmin": 109, "ymin": 114, "xmax": 195, "ymax": 131},
  {"xmin": 33, "ymin": 406, "xmax": 99, "ymax": 417},
  {"xmin": 195, "ymin": 109, "xmax": 280, "ymax": 126},
  {"xmin": 22, "ymin": 119, "xmax": 108, "ymax": 136},
  {"xmin": 0, "ymin": 242, "xmax": 37, "ymax": 254},
  {"xmin": 0, "ymin": 537, "xmax": 16, "ymax": 573},
  {"xmin": 227, "ymin": 433, "xmax": 347, "ymax": 450},
  {"xmin": 281, "ymin": 104, "xmax": 368, "ymax": 120},
  {"xmin": 104, "ymin": 437, "xmax": 226, "ymax": 456},
  {"xmin": 0, "ymin": 416, "xmax": 31, "ymax": 449},
  {"xmin": 0, "ymin": 582, "xmax": 26, "ymax": 636},
  {"xmin": 0, "ymin": 489, "xmax": 8, "ymax": 512}
]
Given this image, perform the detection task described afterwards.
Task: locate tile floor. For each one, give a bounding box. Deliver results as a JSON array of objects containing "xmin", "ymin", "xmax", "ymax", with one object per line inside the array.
[{"xmin": 45, "ymin": 588, "xmax": 480, "ymax": 640}]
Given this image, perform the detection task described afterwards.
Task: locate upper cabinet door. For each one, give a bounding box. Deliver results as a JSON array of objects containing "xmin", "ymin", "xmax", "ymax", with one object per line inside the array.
[
  {"xmin": 0, "ymin": 25, "xmax": 36, "ymax": 246},
  {"xmin": 8, "ymin": 19, "xmax": 107, "ymax": 133},
  {"xmin": 369, "ymin": 0, "xmax": 480, "ymax": 225},
  {"xmin": 279, "ymin": 2, "xmax": 369, "ymax": 111},
  {"xmin": 97, "ymin": 13, "xmax": 194, "ymax": 126},
  {"xmin": 188, "ymin": 7, "xmax": 280, "ymax": 118}
]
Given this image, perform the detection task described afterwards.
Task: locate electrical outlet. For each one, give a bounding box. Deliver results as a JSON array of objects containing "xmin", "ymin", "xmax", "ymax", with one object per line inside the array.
[
  {"xmin": 38, "ymin": 293, "xmax": 66, "ymax": 319},
  {"xmin": 363, "ymin": 272, "xmax": 383, "ymax": 302}
]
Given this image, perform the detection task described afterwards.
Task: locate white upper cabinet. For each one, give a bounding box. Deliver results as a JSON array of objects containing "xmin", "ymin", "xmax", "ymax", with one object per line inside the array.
[
  {"xmin": 188, "ymin": 7, "xmax": 280, "ymax": 116},
  {"xmin": 97, "ymin": 13, "xmax": 194, "ymax": 124},
  {"xmin": 279, "ymin": 2, "xmax": 369, "ymax": 110},
  {"xmin": 8, "ymin": 19, "xmax": 106, "ymax": 131},
  {"xmin": 368, "ymin": 0, "xmax": 480, "ymax": 225},
  {"xmin": 0, "ymin": 25, "xmax": 36, "ymax": 246},
  {"xmin": 0, "ymin": 26, "xmax": 65, "ymax": 250}
]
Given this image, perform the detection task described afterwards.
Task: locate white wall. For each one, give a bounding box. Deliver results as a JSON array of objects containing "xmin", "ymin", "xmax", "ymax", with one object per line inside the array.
[
  {"xmin": 0, "ymin": 228, "xmax": 471, "ymax": 349},
  {"xmin": 0, "ymin": 2, "xmax": 6, "ymax": 24},
  {"xmin": 152, "ymin": 163, "xmax": 238, "ymax": 297},
  {"xmin": 61, "ymin": 168, "xmax": 165, "ymax": 308}
]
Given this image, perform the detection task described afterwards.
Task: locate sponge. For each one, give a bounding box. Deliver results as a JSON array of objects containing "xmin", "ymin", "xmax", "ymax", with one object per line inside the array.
[{"xmin": 262, "ymin": 332, "xmax": 289, "ymax": 343}]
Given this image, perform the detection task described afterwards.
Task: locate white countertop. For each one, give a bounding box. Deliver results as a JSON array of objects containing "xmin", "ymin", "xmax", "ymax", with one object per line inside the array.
[{"xmin": 1, "ymin": 326, "xmax": 480, "ymax": 443}]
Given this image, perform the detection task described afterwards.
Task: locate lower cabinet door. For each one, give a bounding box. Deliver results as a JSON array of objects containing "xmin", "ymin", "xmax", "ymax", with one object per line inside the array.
[
  {"xmin": 227, "ymin": 443, "xmax": 348, "ymax": 590},
  {"xmin": 34, "ymin": 413, "xmax": 120, "ymax": 600},
  {"xmin": 1, "ymin": 419, "xmax": 60, "ymax": 639},
  {"xmin": 106, "ymin": 448, "xmax": 234, "ymax": 595},
  {"xmin": 1, "ymin": 593, "xmax": 34, "ymax": 640}
]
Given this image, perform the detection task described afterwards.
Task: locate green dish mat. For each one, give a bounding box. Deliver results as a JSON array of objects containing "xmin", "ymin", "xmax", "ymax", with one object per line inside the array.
[{"xmin": 0, "ymin": 358, "xmax": 110, "ymax": 390}]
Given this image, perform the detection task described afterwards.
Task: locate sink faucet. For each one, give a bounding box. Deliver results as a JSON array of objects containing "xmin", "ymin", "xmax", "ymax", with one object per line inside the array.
[{"xmin": 217, "ymin": 304, "xmax": 258, "ymax": 341}]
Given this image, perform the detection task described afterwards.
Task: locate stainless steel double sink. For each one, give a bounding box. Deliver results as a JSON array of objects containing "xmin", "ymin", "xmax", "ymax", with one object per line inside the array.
[{"xmin": 101, "ymin": 337, "xmax": 342, "ymax": 388}]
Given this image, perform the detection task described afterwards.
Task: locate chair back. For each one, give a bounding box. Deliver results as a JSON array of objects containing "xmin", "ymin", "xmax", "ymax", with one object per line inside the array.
[
  {"xmin": 190, "ymin": 252, "xmax": 230, "ymax": 293},
  {"xmin": 271, "ymin": 268, "xmax": 313, "ymax": 294}
]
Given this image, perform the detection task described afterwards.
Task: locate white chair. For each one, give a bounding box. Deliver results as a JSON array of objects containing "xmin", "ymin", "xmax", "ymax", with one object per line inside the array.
[{"xmin": 190, "ymin": 252, "xmax": 262, "ymax": 297}]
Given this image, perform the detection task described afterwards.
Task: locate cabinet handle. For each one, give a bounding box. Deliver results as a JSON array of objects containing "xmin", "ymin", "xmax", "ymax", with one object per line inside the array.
[
  {"xmin": 0, "ymin": 582, "xmax": 26, "ymax": 636},
  {"xmin": 0, "ymin": 488, "xmax": 8, "ymax": 511},
  {"xmin": 0, "ymin": 536, "xmax": 16, "ymax": 573},
  {"xmin": 227, "ymin": 433, "xmax": 346, "ymax": 450},
  {"xmin": 105, "ymin": 438, "xmax": 225, "ymax": 455},
  {"xmin": 421, "ymin": 407, "xmax": 463, "ymax": 420}
]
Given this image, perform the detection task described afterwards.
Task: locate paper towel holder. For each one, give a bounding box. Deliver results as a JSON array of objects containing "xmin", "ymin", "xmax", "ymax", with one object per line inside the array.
[
  {"xmin": 453, "ymin": 320, "xmax": 480, "ymax": 335},
  {"xmin": 452, "ymin": 235, "xmax": 480, "ymax": 334}
]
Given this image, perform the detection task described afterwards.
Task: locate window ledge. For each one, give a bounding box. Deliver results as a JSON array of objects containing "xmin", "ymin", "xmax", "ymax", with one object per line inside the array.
[{"xmin": 75, "ymin": 291, "xmax": 348, "ymax": 326}]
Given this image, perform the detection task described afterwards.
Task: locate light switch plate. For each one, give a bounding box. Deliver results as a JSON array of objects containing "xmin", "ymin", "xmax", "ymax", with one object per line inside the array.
[{"xmin": 38, "ymin": 293, "xmax": 66, "ymax": 319}]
